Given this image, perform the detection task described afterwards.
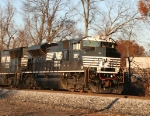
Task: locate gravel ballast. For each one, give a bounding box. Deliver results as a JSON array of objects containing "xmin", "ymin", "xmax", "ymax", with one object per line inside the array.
[{"xmin": 0, "ymin": 88, "xmax": 150, "ymax": 116}]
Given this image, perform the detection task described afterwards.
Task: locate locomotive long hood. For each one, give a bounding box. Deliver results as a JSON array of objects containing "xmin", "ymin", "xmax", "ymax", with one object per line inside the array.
[
  {"xmin": 9, "ymin": 47, "xmax": 26, "ymax": 58},
  {"xmin": 71, "ymin": 36, "xmax": 88, "ymax": 44}
]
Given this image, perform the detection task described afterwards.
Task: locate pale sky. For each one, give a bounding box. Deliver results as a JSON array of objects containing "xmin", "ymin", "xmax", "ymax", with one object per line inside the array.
[{"xmin": 1, "ymin": 0, "xmax": 150, "ymax": 52}]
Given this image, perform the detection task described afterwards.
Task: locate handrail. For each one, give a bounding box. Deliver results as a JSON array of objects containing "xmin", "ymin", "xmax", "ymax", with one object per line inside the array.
[{"xmin": 84, "ymin": 59, "xmax": 97, "ymax": 83}]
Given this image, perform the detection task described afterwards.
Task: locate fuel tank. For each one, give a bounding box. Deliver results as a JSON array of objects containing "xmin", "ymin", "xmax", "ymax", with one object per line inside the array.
[{"xmin": 36, "ymin": 73, "xmax": 67, "ymax": 90}]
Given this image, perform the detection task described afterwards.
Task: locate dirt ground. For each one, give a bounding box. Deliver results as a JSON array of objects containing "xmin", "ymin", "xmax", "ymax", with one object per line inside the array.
[{"xmin": 0, "ymin": 98, "xmax": 121, "ymax": 116}]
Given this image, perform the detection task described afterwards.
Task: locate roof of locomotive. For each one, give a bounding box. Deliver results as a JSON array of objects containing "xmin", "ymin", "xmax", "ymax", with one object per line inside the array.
[
  {"xmin": 27, "ymin": 43, "xmax": 58, "ymax": 51},
  {"xmin": 71, "ymin": 36, "xmax": 88, "ymax": 43},
  {"xmin": 71, "ymin": 36, "xmax": 116, "ymax": 44},
  {"xmin": 9, "ymin": 47, "xmax": 27, "ymax": 52},
  {"xmin": 0, "ymin": 50, "xmax": 10, "ymax": 57}
]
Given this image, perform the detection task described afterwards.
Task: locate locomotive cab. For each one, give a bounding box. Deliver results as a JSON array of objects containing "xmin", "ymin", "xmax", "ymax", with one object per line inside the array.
[
  {"xmin": 82, "ymin": 37, "xmax": 120, "ymax": 58},
  {"xmin": 78, "ymin": 36, "xmax": 122, "ymax": 93}
]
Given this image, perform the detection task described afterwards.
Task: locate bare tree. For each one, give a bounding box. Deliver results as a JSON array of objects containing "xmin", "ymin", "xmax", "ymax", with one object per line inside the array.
[
  {"xmin": 56, "ymin": 20, "xmax": 84, "ymax": 41},
  {"xmin": 12, "ymin": 30, "xmax": 29, "ymax": 48},
  {"xmin": 81, "ymin": 0, "xmax": 90, "ymax": 36},
  {"xmin": 22, "ymin": 0, "xmax": 76, "ymax": 45},
  {"xmin": 93, "ymin": 0, "xmax": 139, "ymax": 39},
  {"xmin": 0, "ymin": 1, "xmax": 17, "ymax": 50},
  {"xmin": 74, "ymin": 0, "xmax": 101, "ymax": 36}
]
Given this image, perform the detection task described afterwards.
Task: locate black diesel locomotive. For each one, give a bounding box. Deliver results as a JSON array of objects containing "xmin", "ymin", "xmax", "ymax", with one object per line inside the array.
[{"xmin": 0, "ymin": 36, "xmax": 124, "ymax": 93}]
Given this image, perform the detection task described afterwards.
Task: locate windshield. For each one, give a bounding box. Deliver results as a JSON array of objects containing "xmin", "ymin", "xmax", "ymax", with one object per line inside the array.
[
  {"xmin": 83, "ymin": 40, "xmax": 99, "ymax": 47},
  {"xmin": 101, "ymin": 42, "xmax": 115, "ymax": 48}
]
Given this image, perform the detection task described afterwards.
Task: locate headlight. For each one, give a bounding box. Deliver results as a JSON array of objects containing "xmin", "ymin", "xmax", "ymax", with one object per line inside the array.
[{"xmin": 116, "ymin": 68, "xmax": 119, "ymax": 71}]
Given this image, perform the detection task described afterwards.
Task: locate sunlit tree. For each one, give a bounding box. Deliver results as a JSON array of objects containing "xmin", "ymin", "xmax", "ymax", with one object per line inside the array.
[
  {"xmin": 116, "ymin": 39, "xmax": 145, "ymax": 67},
  {"xmin": 0, "ymin": 1, "xmax": 17, "ymax": 50},
  {"xmin": 138, "ymin": 0, "xmax": 150, "ymax": 16}
]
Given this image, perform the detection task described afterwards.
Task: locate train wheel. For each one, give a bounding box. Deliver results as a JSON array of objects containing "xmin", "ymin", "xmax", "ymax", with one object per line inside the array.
[
  {"xmin": 88, "ymin": 82, "xmax": 98, "ymax": 93},
  {"xmin": 38, "ymin": 87, "xmax": 42, "ymax": 90},
  {"xmin": 70, "ymin": 88, "xmax": 74, "ymax": 92},
  {"xmin": 67, "ymin": 83, "xmax": 74, "ymax": 92},
  {"xmin": 10, "ymin": 84, "xmax": 13, "ymax": 88},
  {"xmin": 88, "ymin": 90, "xmax": 92, "ymax": 93},
  {"xmin": 79, "ymin": 85, "xmax": 84, "ymax": 93},
  {"xmin": 79, "ymin": 89, "xmax": 83, "ymax": 93}
]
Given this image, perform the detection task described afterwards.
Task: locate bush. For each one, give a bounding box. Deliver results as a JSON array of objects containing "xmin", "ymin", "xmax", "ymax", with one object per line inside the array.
[{"xmin": 131, "ymin": 68, "xmax": 150, "ymax": 97}]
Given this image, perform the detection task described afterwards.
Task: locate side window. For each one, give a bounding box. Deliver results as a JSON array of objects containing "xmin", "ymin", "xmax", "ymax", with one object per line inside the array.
[
  {"xmin": 101, "ymin": 42, "xmax": 107, "ymax": 48},
  {"xmin": 101, "ymin": 42, "xmax": 115, "ymax": 48},
  {"xmin": 73, "ymin": 42, "xmax": 80, "ymax": 50},
  {"xmin": 108, "ymin": 43, "xmax": 115, "ymax": 48}
]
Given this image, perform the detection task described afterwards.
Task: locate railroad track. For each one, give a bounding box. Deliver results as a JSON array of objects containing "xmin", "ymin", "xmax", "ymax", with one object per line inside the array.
[{"xmin": 0, "ymin": 86, "xmax": 150, "ymax": 100}]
